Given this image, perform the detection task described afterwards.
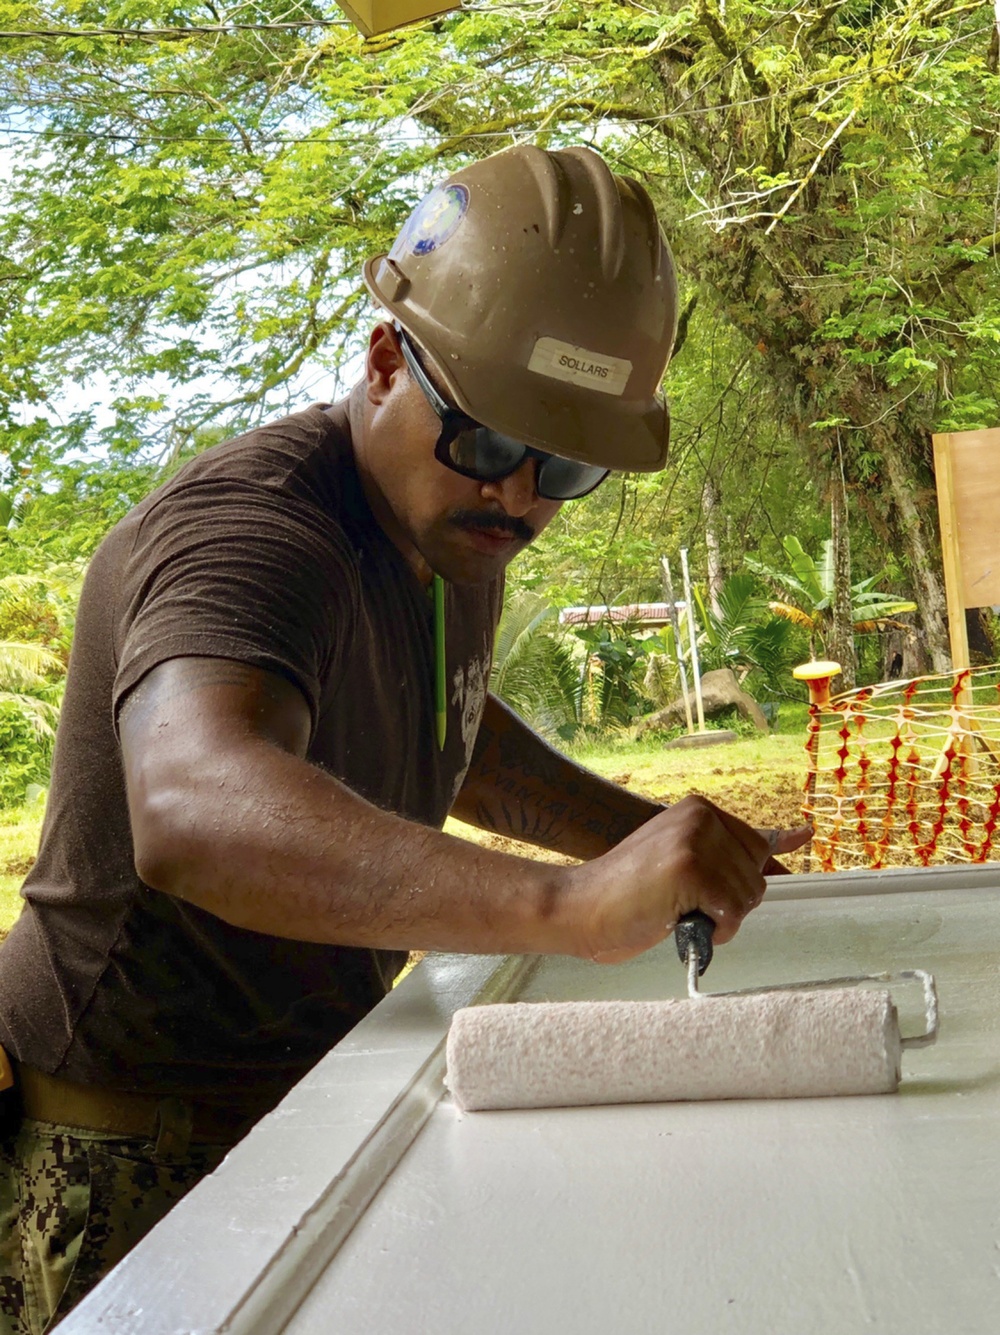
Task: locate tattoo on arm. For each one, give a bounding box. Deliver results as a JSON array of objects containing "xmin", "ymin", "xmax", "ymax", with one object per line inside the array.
[{"xmin": 464, "ymin": 714, "xmax": 648, "ymax": 852}]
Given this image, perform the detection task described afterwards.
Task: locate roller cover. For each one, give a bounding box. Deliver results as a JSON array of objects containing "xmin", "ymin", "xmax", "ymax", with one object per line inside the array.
[{"xmin": 445, "ymin": 991, "xmax": 902, "ymax": 1111}]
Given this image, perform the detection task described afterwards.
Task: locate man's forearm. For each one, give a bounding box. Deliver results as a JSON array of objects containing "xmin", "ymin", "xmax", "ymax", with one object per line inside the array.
[
  {"xmin": 132, "ymin": 732, "xmax": 575, "ymax": 956},
  {"xmin": 121, "ymin": 660, "xmax": 779, "ymax": 964},
  {"xmin": 452, "ymin": 694, "xmax": 662, "ymax": 860}
]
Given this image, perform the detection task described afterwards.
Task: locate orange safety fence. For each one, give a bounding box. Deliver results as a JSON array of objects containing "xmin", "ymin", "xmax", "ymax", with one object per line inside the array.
[{"xmin": 796, "ymin": 661, "xmax": 1000, "ymax": 871}]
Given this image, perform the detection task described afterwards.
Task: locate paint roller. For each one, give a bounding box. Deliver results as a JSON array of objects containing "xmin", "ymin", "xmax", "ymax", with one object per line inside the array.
[{"xmin": 445, "ymin": 912, "xmax": 938, "ymax": 1112}]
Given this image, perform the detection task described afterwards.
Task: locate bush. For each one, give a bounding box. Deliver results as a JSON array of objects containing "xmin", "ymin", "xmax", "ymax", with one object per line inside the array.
[{"xmin": 0, "ymin": 702, "xmax": 54, "ymax": 808}]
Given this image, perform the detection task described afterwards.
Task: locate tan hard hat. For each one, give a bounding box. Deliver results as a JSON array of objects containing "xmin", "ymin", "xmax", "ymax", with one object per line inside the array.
[{"xmin": 362, "ymin": 145, "xmax": 677, "ymax": 472}]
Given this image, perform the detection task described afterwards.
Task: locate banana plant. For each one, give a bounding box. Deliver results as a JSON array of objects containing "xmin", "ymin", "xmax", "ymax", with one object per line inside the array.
[{"xmin": 745, "ymin": 537, "xmax": 917, "ymax": 657}]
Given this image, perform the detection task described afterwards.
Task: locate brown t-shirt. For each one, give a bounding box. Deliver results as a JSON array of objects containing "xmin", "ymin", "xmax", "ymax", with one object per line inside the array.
[{"xmin": 0, "ymin": 404, "xmax": 502, "ymax": 1104}]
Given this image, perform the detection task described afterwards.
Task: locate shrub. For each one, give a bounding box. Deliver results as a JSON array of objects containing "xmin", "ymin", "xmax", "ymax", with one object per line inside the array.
[{"xmin": 0, "ymin": 701, "xmax": 54, "ymax": 809}]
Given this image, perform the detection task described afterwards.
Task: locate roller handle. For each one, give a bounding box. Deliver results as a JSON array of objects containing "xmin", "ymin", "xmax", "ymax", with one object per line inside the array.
[{"xmin": 674, "ymin": 910, "xmax": 714, "ymax": 976}]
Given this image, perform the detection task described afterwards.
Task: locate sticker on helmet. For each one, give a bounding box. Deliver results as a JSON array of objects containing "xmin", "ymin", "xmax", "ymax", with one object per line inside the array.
[
  {"xmin": 390, "ymin": 184, "xmax": 469, "ymax": 260},
  {"xmin": 527, "ymin": 337, "xmax": 633, "ymax": 396}
]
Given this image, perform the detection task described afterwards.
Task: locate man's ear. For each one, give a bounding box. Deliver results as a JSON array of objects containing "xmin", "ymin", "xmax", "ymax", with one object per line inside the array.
[{"xmin": 366, "ymin": 322, "xmax": 405, "ymax": 406}]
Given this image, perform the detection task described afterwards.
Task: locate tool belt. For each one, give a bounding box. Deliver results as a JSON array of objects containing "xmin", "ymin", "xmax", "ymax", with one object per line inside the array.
[{"xmin": 14, "ymin": 1062, "xmax": 273, "ymax": 1157}]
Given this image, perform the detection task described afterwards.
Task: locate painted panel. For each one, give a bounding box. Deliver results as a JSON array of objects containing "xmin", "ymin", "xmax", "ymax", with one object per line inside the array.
[{"xmin": 289, "ymin": 886, "xmax": 1000, "ymax": 1335}]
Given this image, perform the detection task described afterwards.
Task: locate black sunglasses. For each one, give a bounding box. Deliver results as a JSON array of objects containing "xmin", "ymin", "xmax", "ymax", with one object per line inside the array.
[{"xmin": 397, "ymin": 329, "xmax": 610, "ymax": 502}]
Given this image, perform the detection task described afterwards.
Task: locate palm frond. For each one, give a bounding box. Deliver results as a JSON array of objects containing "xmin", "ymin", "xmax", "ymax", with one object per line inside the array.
[
  {"xmin": 491, "ymin": 593, "xmax": 560, "ymax": 695},
  {"xmin": 0, "ymin": 641, "xmax": 65, "ymax": 692},
  {"xmin": 0, "ymin": 692, "xmax": 59, "ymax": 740},
  {"xmin": 491, "ymin": 593, "xmax": 583, "ymax": 739}
]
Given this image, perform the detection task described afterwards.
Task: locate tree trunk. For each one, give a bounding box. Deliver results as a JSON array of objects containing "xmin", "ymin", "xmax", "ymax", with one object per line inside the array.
[
  {"xmin": 875, "ymin": 422, "xmax": 951, "ymax": 672},
  {"xmin": 881, "ymin": 617, "xmax": 931, "ymax": 680},
  {"xmin": 827, "ymin": 459, "xmax": 857, "ymax": 690},
  {"xmin": 701, "ymin": 475, "xmax": 724, "ymax": 618}
]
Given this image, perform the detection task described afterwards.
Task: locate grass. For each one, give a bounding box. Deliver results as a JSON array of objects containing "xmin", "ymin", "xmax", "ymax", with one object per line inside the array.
[
  {"xmin": 0, "ymin": 711, "xmax": 816, "ymax": 938},
  {"xmin": 0, "ymin": 802, "xmax": 45, "ymax": 934},
  {"xmin": 564, "ymin": 719, "xmax": 808, "ymax": 801}
]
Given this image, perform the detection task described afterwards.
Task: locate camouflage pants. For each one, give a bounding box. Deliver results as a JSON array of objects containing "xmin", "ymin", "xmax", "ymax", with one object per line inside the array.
[{"xmin": 0, "ymin": 1117, "xmax": 227, "ymax": 1334}]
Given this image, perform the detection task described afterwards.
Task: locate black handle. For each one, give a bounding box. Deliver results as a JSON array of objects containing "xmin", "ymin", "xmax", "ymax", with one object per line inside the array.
[{"xmin": 674, "ymin": 910, "xmax": 715, "ymax": 977}]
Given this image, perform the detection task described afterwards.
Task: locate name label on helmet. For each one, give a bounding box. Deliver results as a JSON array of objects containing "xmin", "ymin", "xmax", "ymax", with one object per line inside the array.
[{"xmin": 527, "ymin": 337, "xmax": 632, "ymax": 396}]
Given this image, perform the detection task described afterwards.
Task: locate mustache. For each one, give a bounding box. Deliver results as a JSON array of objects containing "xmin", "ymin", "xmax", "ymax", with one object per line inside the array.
[{"xmin": 449, "ymin": 509, "xmax": 535, "ymax": 544}]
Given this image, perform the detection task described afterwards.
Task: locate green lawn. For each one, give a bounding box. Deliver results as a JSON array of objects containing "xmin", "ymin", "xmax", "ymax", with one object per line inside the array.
[
  {"xmin": 0, "ymin": 804, "xmax": 45, "ymax": 934},
  {"xmin": 0, "ymin": 714, "xmax": 814, "ymax": 935},
  {"xmin": 567, "ymin": 720, "xmax": 808, "ymax": 800}
]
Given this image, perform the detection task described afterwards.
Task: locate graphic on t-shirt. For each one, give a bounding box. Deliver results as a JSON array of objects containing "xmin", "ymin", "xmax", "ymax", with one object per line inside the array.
[{"xmin": 450, "ymin": 641, "xmax": 491, "ymax": 800}]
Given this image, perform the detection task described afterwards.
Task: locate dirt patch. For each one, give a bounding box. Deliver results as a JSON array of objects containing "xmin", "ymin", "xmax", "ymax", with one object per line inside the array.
[{"xmin": 2, "ymin": 855, "xmax": 35, "ymax": 878}]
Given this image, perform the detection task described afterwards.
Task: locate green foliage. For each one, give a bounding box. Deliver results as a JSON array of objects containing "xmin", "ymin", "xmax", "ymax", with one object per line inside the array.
[
  {"xmin": 746, "ymin": 536, "xmax": 918, "ymax": 656},
  {"xmin": 490, "ymin": 591, "xmax": 584, "ymax": 740},
  {"xmin": 739, "ymin": 618, "xmax": 808, "ymax": 702},
  {"xmin": 0, "ymin": 633, "xmax": 63, "ymax": 806},
  {"xmin": 0, "ymin": 699, "xmax": 55, "ymax": 808},
  {"xmin": 3, "ymin": 0, "xmax": 995, "ymax": 670},
  {"xmin": 573, "ymin": 622, "xmax": 655, "ymax": 730},
  {"xmin": 0, "ymin": 561, "xmax": 80, "ymax": 768},
  {"xmin": 694, "ymin": 573, "xmax": 808, "ymax": 699},
  {"xmin": 490, "ymin": 593, "xmax": 659, "ymax": 739},
  {"xmin": 695, "ymin": 574, "xmax": 766, "ymax": 670}
]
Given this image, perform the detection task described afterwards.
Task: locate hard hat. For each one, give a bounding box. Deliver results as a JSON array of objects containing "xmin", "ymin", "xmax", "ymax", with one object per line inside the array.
[{"xmin": 363, "ymin": 144, "xmax": 678, "ymax": 472}]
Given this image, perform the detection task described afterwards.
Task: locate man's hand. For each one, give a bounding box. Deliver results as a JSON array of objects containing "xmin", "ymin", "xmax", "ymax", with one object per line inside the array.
[{"xmin": 562, "ymin": 796, "xmax": 809, "ymax": 964}]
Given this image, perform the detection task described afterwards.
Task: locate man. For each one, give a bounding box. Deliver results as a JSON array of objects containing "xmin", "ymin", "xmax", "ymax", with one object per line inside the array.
[{"xmin": 0, "ymin": 144, "xmax": 807, "ymax": 1332}]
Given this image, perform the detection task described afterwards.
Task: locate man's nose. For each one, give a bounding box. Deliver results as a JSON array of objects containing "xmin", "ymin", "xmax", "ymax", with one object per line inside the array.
[{"xmin": 478, "ymin": 458, "xmax": 538, "ymax": 516}]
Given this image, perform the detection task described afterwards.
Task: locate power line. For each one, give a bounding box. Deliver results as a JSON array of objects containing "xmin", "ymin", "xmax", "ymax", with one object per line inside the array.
[{"xmin": 0, "ymin": 18, "xmax": 352, "ymax": 40}]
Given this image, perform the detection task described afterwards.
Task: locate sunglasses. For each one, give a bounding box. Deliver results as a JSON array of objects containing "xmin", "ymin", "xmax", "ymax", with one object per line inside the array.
[{"xmin": 397, "ymin": 329, "xmax": 610, "ymax": 502}]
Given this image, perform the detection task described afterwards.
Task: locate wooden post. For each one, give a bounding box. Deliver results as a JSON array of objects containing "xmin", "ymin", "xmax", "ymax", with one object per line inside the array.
[
  {"xmin": 931, "ymin": 431, "xmax": 971, "ymax": 672},
  {"xmin": 679, "ymin": 548, "xmax": 706, "ymax": 732}
]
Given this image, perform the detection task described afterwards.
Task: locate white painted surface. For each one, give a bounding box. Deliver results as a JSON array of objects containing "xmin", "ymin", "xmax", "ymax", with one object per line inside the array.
[
  {"xmin": 56, "ymin": 952, "xmax": 523, "ymax": 1335},
  {"xmin": 765, "ymin": 860, "xmax": 1000, "ymax": 900},
  {"xmin": 289, "ymin": 886, "xmax": 1000, "ymax": 1335},
  {"xmin": 57, "ymin": 871, "xmax": 1000, "ymax": 1334}
]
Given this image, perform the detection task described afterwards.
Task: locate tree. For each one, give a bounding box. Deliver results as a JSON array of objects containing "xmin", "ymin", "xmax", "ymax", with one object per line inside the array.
[{"xmin": 3, "ymin": 0, "xmax": 997, "ymax": 667}]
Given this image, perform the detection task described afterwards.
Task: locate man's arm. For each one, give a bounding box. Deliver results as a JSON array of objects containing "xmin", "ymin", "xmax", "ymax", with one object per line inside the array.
[
  {"xmin": 451, "ymin": 693, "xmax": 661, "ymax": 860},
  {"xmin": 120, "ymin": 657, "xmax": 777, "ymax": 964},
  {"xmin": 453, "ymin": 694, "xmax": 808, "ymax": 874}
]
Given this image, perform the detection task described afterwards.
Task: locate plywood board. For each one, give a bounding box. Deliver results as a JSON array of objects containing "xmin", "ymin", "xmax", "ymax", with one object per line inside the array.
[
  {"xmin": 932, "ymin": 428, "xmax": 972, "ymax": 669},
  {"xmin": 932, "ymin": 427, "xmax": 1000, "ymax": 612},
  {"xmin": 290, "ymin": 883, "xmax": 1000, "ymax": 1335}
]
